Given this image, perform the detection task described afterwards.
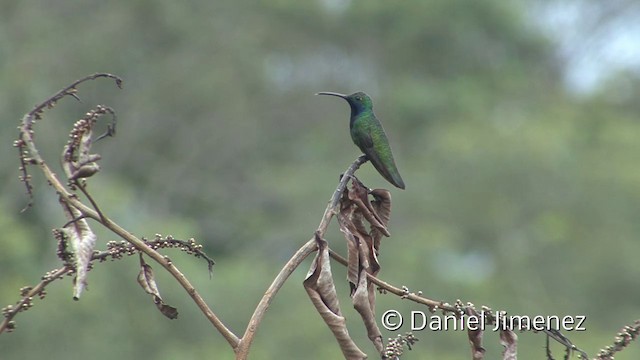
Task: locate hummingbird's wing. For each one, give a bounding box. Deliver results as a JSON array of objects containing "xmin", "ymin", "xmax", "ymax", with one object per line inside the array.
[{"xmin": 359, "ymin": 129, "xmax": 406, "ymax": 189}]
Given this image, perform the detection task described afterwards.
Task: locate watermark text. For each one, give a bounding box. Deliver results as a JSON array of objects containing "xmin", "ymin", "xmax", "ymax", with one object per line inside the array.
[{"xmin": 381, "ymin": 310, "xmax": 586, "ymax": 332}]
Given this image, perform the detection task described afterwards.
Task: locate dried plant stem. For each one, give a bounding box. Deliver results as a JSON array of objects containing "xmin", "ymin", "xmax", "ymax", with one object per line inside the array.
[
  {"xmin": 101, "ymin": 212, "xmax": 240, "ymax": 347},
  {"xmin": 16, "ymin": 76, "xmax": 239, "ymax": 348},
  {"xmin": 0, "ymin": 266, "xmax": 71, "ymax": 333},
  {"xmin": 1, "ymin": 236, "xmax": 214, "ymax": 335},
  {"xmin": 235, "ymin": 155, "xmax": 368, "ymax": 359},
  {"xmin": 36, "ymin": 162, "xmax": 239, "ymax": 347},
  {"xmin": 328, "ymin": 249, "xmax": 442, "ymax": 309},
  {"xmin": 595, "ymin": 319, "xmax": 640, "ymax": 359},
  {"xmin": 17, "ymin": 73, "xmax": 121, "ymax": 211}
]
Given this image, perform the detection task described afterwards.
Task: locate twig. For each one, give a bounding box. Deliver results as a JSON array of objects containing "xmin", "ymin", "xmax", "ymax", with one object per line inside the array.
[
  {"xmin": 16, "ymin": 144, "xmax": 34, "ymax": 212},
  {"xmin": 75, "ymin": 180, "xmax": 105, "ymax": 222},
  {"xmin": 2, "ymin": 235, "xmax": 216, "ymax": 335},
  {"xmin": 25, "ymin": 73, "xmax": 121, "ymax": 128},
  {"xmin": 235, "ymin": 155, "xmax": 368, "ymax": 359},
  {"xmin": 16, "ymin": 73, "xmax": 122, "ymax": 211},
  {"xmin": 595, "ymin": 319, "xmax": 640, "ymax": 359},
  {"xmin": 0, "ymin": 266, "xmax": 71, "ymax": 334},
  {"xmin": 61, "ymin": 214, "xmax": 89, "ymax": 229},
  {"xmin": 96, "ymin": 236, "xmax": 215, "ymax": 275}
]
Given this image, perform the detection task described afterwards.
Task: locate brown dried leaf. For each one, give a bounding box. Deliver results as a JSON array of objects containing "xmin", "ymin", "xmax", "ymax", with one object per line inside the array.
[
  {"xmin": 155, "ymin": 297, "xmax": 178, "ymax": 320},
  {"xmin": 77, "ymin": 127, "xmax": 94, "ymax": 163},
  {"xmin": 351, "ymin": 209, "xmax": 370, "ymax": 239},
  {"xmin": 348, "ymin": 180, "xmax": 390, "ymax": 237},
  {"xmin": 59, "ymin": 197, "xmax": 96, "ymax": 300},
  {"xmin": 466, "ymin": 307, "xmax": 485, "ymax": 360},
  {"xmin": 369, "ymin": 189, "xmax": 391, "ymax": 248},
  {"xmin": 334, "ymin": 177, "xmax": 397, "ymax": 357},
  {"xmin": 370, "ymin": 189, "xmax": 391, "ymax": 224},
  {"xmin": 61, "ymin": 150, "xmax": 75, "ymax": 181},
  {"xmin": 303, "ymin": 233, "xmax": 367, "ymax": 359},
  {"xmin": 338, "ymin": 210, "xmax": 361, "ymax": 291},
  {"xmin": 137, "ymin": 254, "xmax": 178, "ymax": 319},
  {"xmin": 70, "ymin": 162, "xmax": 101, "ymax": 180},
  {"xmin": 361, "ymin": 223, "xmax": 381, "ymax": 277},
  {"xmin": 352, "ymin": 242, "xmax": 383, "ymax": 354},
  {"xmin": 137, "ymin": 255, "xmax": 159, "ymax": 296},
  {"xmin": 339, "ymin": 199, "xmax": 384, "ymax": 355},
  {"xmin": 351, "ymin": 207, "xmax": 381, "ymax": 277},
  {"xmin": 339, "ymin": 180, "xmax": 385, "ymax": 289},
  {"xmin": 62, "ymin": 116, "xmax": 102, "ymax": 181},
  {"xmin": 500, "ymin": 329, "xmax": 518, "ymax": 360}
]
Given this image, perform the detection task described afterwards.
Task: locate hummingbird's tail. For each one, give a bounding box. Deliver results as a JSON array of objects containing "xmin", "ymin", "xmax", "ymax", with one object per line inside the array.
[{"xmin": 366, "ymin": 151, "xmax": 406, "ymax": 189}]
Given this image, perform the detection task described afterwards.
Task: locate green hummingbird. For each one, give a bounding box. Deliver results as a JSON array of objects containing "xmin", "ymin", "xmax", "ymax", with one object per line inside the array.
[{"xmin": 316, "ymin": 91, "xmax": 405, "ymax": 189}]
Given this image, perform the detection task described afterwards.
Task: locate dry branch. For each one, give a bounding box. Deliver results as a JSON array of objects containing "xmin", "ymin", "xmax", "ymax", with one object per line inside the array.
[
  {"xmin": 11, "ymin": 74, "xmax": 238, "ymax": 347},
  {"xmin": 235, "ymin": 155, "xmax": 368, "ymax": 359},
  {"xmin": 595, "ymin": 319, "xmax": 640, "ymax": 359}
]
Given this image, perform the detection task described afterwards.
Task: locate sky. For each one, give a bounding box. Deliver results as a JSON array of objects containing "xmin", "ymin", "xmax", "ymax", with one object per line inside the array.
[{"xmin": 533, "ymin": 1, "xmax": 640, "ymax": 94}]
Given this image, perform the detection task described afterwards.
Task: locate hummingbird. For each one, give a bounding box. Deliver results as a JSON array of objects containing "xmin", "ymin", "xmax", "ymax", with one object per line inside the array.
[{"xmin": 316, "ymin": 91, "xmax": 405, "ymax": 189}]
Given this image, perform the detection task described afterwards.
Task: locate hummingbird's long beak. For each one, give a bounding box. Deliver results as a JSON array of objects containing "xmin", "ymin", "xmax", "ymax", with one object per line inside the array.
[{"xmin": 315, "ymin": 91, "xmax": 347, "ymax": 98}]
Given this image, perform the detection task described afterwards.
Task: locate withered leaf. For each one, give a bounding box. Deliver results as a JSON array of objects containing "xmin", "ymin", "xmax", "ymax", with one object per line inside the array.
[
  {"xmin": 339, "ymin": 178, "xmax": 386, "ymax": 286},
  {"xmin": 62, "ymin": 116, "xmax": 102, "ymax": 181},
  {"xmin": 338, "ymin": 209, "xmax": 362, "ymax": 292},
  {"xmin": 348, "ymin": 180, "xmax": 389, "ymax": 237},
  {"xmin": 466, "ymin": 307, "xmax": 485, "ymax": 360},
  {"xmin": 59, "ymin": 197, "xmax": 96, "ymax": 300},
  {"xmin": 500, "ymin": 328, "xmax": 518, "ymax": 360},
  {"xmin": 339, "ymin": 179, "xmax": 384, "ymax": 338},
  {"xmin": 304, "ymin": 232, "xmax": 367, "ymax": 359},
  {"xmin": 351, "ymin": 206, "xmax": 381, "ymax": 277},
  {"xmin": 369, "ymin": 189, "xmax": 391, "ymax": 248},
  {"xmin": 155, "ymin": 297, "xmax": 179, "ymax": 320},
  {"xmin": 70, "ymin": 163, "xmax": 101, "ymax": 180},
  {"xmin": 77, "ymin": 127, "xmax": 94, "ymax": 163},
  {"xmin": 137, "ymin": 254, "xmax": 178, "ymax": 320},
  {"xmin": 137, "ymin": 256, "xmax": 158, "ymax": 296},
  {"xmin": 369, "ymin": 189, "xmax": 391, "ymax": 225},
  {"xmin": 352, "ymin": 243, "xmax": 383, "ymax": 354},
  {"xmin": 330, "ymin": 176, "xmax": 398, "ymax": 358}
]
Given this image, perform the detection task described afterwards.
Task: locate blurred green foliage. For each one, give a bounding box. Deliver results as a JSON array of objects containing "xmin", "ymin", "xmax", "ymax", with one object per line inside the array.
[{"xmin": 1, "ymin": 0, "xmax": 639, "ymax": 358}]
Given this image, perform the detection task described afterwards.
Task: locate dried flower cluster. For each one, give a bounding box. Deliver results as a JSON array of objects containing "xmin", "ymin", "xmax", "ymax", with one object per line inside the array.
[
  {"xmin": 383, "ymin": 333, "xmax": 418, "ymax": 359},
  {"xmin": 596, "ymin": 319, "xmax": 640, "ymax": 359}
]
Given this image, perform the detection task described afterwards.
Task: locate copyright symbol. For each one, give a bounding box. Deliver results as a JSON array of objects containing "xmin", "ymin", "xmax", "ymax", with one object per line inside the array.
[{"xmin": 381, "ymin": 310, "xmax": 403, "ymax": 331}]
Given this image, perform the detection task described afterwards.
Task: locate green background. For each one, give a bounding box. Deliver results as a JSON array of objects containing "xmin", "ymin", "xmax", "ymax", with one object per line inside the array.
[{"xmin": 1, "ymin": 0, "xmax": 639, "ymax": 358}]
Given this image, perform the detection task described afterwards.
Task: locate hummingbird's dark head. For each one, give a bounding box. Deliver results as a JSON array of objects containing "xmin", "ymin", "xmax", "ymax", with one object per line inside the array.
[{"xmin": 316, "ymin": 91, "xmax": 373, "ymax": 116}]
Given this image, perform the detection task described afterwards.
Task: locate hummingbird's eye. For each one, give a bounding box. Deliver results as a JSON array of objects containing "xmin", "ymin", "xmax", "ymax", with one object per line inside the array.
[{"xmin": 356, "ymin": 96, "xmax": 362, "ymax": 101}]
